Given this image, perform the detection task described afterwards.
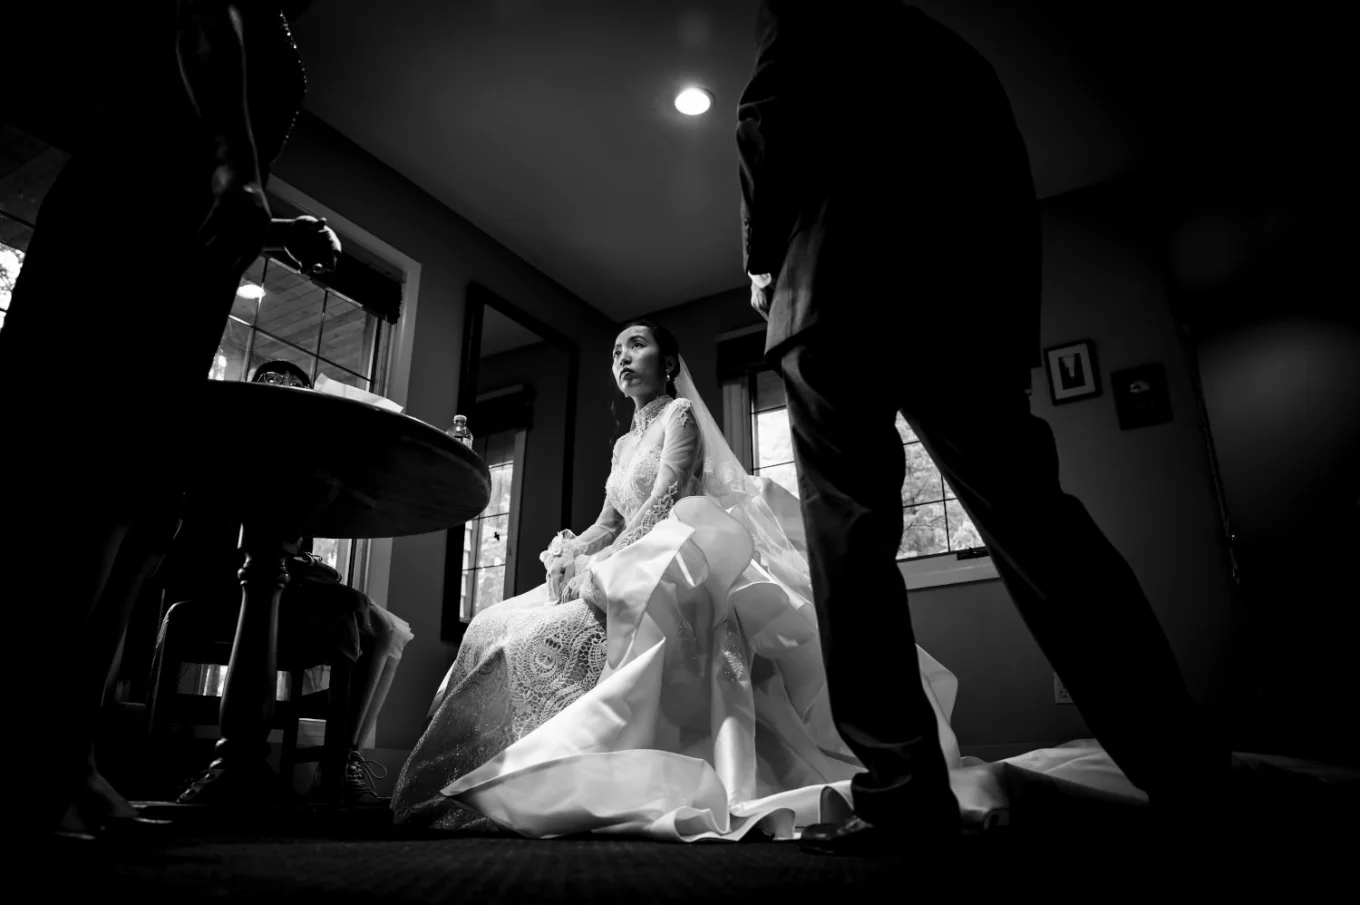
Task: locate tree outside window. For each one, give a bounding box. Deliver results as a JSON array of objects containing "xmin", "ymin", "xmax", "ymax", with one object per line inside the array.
[
  {"xmin": 460, "ymin": 429, "xmax": 523, "ymax": 619},
  {"xmin": 749, "ymin": 369, "xmax": 984, "ymax": 560},
  {"xmin": 0, "ymin": 240, "xmax": 21, "ymax": 331}
]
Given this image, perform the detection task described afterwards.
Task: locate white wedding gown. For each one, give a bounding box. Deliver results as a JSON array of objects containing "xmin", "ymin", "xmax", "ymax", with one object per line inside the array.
[{"xmin": 391, "ymin": 393, "xmax": 1146, "ymax": 840}]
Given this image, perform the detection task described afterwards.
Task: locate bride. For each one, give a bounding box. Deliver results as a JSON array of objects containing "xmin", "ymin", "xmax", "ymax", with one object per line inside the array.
[{"xmin": 390, "ymin": 320, "xmax": 1132, "ymax": 841}]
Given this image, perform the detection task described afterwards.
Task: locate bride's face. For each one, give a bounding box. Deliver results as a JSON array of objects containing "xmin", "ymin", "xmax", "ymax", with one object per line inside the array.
[{"xmin": 612, "ymin": 326, "xmax": 668, "ymax": 400}]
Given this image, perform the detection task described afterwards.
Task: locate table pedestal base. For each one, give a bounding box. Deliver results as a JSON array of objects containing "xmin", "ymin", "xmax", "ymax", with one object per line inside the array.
[{"xmin": 196, "ymin": 523, "xmax": 300, "ymax": 805}]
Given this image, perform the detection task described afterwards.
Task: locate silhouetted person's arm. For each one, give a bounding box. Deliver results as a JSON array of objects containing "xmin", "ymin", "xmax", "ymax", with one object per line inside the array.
[
  {"xmin": 175, "ymin": 1, "xmax": 272, "ymax": 273},
  {"xmin": 736, "ymin": 0, "xmax": 835, "ymax": 283},
  {"xmin": 262, "ymin": 215, "xmax": 342, "ymax": 275}
]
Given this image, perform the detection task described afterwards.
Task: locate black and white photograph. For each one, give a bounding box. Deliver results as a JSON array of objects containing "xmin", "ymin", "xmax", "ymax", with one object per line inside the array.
[
  {"xmin": 1044, "ymin": 338, "xmax": 1101, "ymax": 405},
  {"xmin": 2, "ymin": 0, "xmax": 1354, "ymax": 898}
]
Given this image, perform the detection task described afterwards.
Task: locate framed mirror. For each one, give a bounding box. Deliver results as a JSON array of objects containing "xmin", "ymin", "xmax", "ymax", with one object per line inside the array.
[{"xmin": 441, "ymin": 282, "xmax": 579, "ymax": 642}]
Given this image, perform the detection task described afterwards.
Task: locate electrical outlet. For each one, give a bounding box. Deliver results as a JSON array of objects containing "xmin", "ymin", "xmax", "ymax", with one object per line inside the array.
[{"xmin": 1054, "ymin": 673, "xmax": 1074, "ymax": 705}]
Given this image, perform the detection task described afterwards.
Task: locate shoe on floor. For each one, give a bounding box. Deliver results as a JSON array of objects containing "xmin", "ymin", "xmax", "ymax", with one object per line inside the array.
[
  {"xmin": 176, "ymin": 763, "xmax": 279, "ymax": 807},
  {"xmin": 799, "ymin": 815, "xmax": 962, "ymax": 858},
  {"xmin": 312, "ymin": 749, "xmax": 390, "ymax": 808}
]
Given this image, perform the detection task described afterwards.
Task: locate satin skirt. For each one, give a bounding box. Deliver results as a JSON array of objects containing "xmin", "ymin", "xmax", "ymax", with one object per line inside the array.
[{"xmin": 391, "ymin": 496, "xmax": 1143, "ymax": 840}]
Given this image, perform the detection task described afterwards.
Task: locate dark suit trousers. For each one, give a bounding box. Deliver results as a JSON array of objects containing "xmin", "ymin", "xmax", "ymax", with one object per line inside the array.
[{"xmin": 776, "ymin": 337, "xmax": 1229, "ymax": 830}]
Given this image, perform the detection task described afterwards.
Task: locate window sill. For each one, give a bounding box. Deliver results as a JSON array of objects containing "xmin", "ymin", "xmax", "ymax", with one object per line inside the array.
[{"xmin": 898, "ymin": 551, "xmax": 999, "ymax": 591}]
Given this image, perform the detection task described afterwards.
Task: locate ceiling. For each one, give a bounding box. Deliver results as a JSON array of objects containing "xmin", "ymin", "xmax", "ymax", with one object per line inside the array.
[{"xmin": 289, "ymin": 1, "xmax": 1292, "ymax": 322}]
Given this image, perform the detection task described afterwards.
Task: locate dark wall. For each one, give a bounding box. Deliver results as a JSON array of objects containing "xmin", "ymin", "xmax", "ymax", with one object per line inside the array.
[
  {"xmin": 647, "ymin": 174, "xmax": 1242, "ymax": 756},
  {"xmin": 1161, "ymin": 159, "xmax": 1358, "ymax": 759}
]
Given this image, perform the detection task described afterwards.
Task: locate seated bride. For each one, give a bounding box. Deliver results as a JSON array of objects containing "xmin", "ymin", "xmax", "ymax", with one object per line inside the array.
[
  {"xmin": 391, "ymin": 319, "xmax": 1140, "ymax": 841},
  {"xmin": 392, "ymin": 319, "xmax": 983, "ymax": 841}
]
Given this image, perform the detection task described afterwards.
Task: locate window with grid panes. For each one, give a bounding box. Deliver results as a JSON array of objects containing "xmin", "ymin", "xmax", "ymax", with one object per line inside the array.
[
  {"xmin": 0, "ymin": 239, "xmax": 20, "ymax": 331},
  {"xmin": 749, "ymin": 369, "xmax": 985, "ymax": 560},
  {"xmin": 459, "ymin": 428, "xmax": 524, "ymax": 620},
  {"xmin": 216, "ymin": 254, "xmax": 390, "ymax": 584},
  {"xmin": 0, "ymin": 125, "xmax": 69, "ymax": 334}
]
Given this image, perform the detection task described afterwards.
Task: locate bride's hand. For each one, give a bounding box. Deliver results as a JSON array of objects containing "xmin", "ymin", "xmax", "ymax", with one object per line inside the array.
[{"xmin": 546, "ymin": 555, "xmax": 575, "ymax": 601}]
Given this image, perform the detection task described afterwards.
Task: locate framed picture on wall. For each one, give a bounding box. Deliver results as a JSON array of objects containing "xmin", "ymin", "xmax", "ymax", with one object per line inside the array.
[
  {"xmin": 1043, "ymin": 339, "xmax": 1101, "ymax": 405},
  {"xmin": 1112, "ymin": 363, "xmax": 1173, "ymax": 430}
]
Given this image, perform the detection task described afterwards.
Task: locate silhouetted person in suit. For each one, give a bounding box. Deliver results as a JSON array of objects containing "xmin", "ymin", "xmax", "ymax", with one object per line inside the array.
[
  {"xmin": 1, "ymin": 1, "xmax": 338, "ymax": 839},
  {"xmin": 736, "ymin": 1, "xmax": 1230, "ymax": 855}
]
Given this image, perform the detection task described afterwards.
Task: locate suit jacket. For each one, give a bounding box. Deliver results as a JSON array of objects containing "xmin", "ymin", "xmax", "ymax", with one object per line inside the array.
[
  {"xmin": 5, "ymin": 2, "xmax": 305, "ymax": 169},
  {"xmin": 736, "ymin": 1, "xmax": 1042, "ymax": 385}
]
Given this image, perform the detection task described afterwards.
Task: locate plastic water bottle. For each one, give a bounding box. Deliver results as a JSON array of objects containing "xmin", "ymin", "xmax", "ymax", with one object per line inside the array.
[{"xmin": 449, "ymin": 414, "xmax": 473, "ymax": 448}]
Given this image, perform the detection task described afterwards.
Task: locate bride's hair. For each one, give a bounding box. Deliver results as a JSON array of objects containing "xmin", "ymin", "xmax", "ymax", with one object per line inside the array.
[{"xmin": 610, "ymin": 318, "xmax": 681, "ymax": 440}]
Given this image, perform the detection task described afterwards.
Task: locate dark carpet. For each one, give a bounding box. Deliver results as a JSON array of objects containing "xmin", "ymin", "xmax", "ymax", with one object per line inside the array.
[
  {"xmin": 43, "ymin": 822, "xmax": 1123, "ymax": 904},
  {"xmin": 39, "ymin": 773, "xmax": 1351, "ymax": 904}
]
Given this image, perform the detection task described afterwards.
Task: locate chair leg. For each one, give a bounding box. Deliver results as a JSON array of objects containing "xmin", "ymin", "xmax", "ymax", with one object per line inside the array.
[
  {"xmin": 323, "ymin": 660, "xmax": 354, "ymax": 777},
  {"xmin": 279, "ymin": 669, "xmax": 302, "ymax": 796},
  {"xmin": 146, "ymin": 617, "xmax": 180, "ymax": 757}
]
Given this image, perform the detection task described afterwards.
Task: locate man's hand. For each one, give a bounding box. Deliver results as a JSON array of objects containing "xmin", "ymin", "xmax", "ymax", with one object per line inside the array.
[
  {"xmin": 750, "ymin": 278, "xmax": 774, "ymax": 321},
  {"xmin": 198, "ymin": 161, "xmax": 271, "ymax": 276},
  {"xmin": 281, "ymin": 216, "xmax": 342, "ymax": 276}
]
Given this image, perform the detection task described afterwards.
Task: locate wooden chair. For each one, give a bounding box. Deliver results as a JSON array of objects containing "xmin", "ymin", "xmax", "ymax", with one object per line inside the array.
[{"xmin": 146, "ymin": 597, "xmax": 354, "ymax": 798}]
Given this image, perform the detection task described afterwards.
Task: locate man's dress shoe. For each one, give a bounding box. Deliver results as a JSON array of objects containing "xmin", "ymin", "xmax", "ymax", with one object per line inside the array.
[{"xmin": 799, "ymin": 815, "xmax": 960, "ymax": 857}]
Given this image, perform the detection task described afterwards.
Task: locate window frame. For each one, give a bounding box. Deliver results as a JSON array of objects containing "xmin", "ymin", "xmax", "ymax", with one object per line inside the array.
[
  {"xmin": 459, "ymin": 425, "xmax": 529, "ymax": 622},
  {"xmin": 716, "ymin": 328, "xmax": 999, "ymax": 591}
]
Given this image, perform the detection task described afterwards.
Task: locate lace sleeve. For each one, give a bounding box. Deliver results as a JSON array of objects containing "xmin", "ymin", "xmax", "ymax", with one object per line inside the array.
[
  {"xmin": 539, "ymin": 491, "xmax": 624, "ymax": 577},
  {"xmin": 561, "ymin": 401, "xmax": 700, "ymax": 608},
  {"xmin": 539, "ymin": 435, "xmax": 629, "ymax": 568},
  {"xmin": 611, "ymin": 400, "xmax": 699, "ymax": 551},
  {"xmin": 571, "ymin": 499, "xmax": 625, "ymax": 557}
]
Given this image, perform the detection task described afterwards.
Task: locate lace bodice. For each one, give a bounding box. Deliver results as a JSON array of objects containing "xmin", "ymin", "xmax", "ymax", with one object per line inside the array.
[{"xmin": 605, "ymin": 398, "xmax": 703, "ymax": 521}]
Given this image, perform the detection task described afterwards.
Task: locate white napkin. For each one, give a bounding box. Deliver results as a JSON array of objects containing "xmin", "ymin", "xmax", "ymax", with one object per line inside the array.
[{"xmin": 314, "ymin": 373, "xmax": 404, "ymax": 413}]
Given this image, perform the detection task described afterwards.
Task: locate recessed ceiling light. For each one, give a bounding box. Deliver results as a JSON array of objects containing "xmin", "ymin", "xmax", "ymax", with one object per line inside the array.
[
  {"xmin": 237, "ymin": 283, "xmax": 265, "ymax": 300},
  {"xmin": 674, "ymin": 87, "xmax": 713, "ymax": 116}
]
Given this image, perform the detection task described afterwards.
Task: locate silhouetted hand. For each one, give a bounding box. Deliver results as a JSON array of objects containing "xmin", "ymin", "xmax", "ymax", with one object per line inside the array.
[
  {"xmin": 280, "ymin": 215, "xmax": 341, "ymax": 276},
  {"xmin": 750, "ymin": 279, "xmax": 774, "ymax": 321}
]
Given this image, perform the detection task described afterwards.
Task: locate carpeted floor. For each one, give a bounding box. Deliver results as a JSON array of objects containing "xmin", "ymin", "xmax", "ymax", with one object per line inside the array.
[
  {"xmin": 42, "ymin": 819, "xmax": 1133, "ymax": 903},
  {"xmin": 39, "ymin": 769, "xmax": 1352, "ymax": 904},
  {"xmin": 51, "ymin": 828, "xmax": 994, "ymax": 903}
]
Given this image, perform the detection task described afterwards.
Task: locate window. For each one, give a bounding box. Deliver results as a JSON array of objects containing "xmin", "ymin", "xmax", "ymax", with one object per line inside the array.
[
  {"xmin": 0, "ymin": 239, "xmax": 20, "ymax": 331},
  {"xmin": 748, "ymin": 369, "xmax": 985, "ymax": 560},
  {"xmin": 0, "ymin": 126, "xmax": 68, "ymax": 333},
  {"xmin": 216, "ymin": 254, "xmax": 390, "ymax": 585},
  {"xmin": 717, "ymin": 324, "xmax": 998, "ymax": 589},
  {"xmin": 459, "ymin": 428, "xmax": 527, "ymax": 620},
  {"xmin": 216, "ymin": 255, "xmax": 384, "ymax": 391}
]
